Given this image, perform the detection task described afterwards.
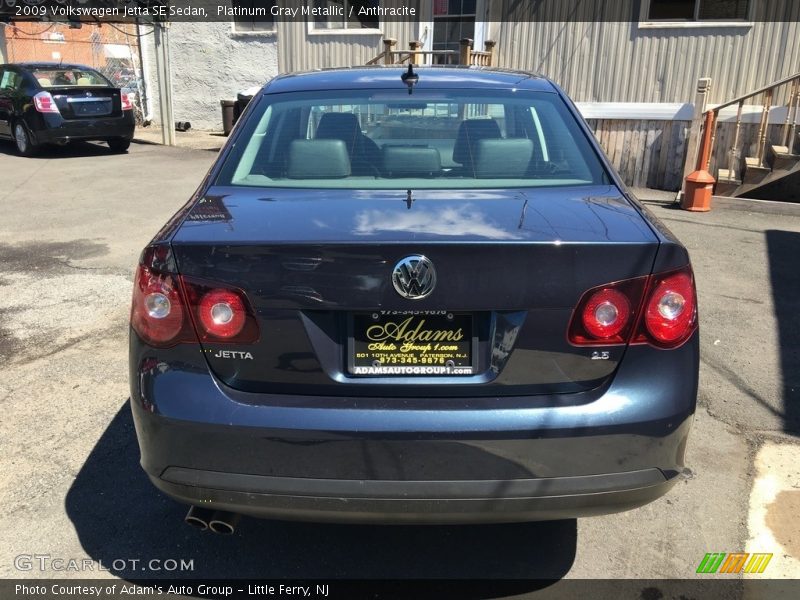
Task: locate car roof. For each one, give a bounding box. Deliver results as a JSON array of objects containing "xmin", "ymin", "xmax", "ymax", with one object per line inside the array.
[
  {"xmin": 3, "ymin": 62, "xmax": 98, "ymax": 71},
  {"xmin": 264, "ymin": 65, "xmax": 557, "ymax": 95}
]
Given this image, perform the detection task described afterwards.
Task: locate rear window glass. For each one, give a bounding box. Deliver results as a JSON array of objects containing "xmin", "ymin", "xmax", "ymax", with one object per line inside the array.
[
  {"xmin": 32, "ymin": 68, "xmax": 110, "ymax": 88},
  {"xmin": 216, "ymin": 89, "xmax": 609, "ymax": 190}
]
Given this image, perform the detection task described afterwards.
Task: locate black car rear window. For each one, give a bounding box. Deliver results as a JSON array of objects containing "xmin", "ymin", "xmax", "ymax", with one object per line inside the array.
[
  {"xmin": 32, "ymin": 68, "xmax": 110, "ymax": 88},
  {"xmin": 216, "ymin": 88, "xmax": 609, "ymax": 190}
]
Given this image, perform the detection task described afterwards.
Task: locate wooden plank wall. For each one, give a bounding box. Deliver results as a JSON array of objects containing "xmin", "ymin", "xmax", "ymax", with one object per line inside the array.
[
  {"xmin": 586, "ymin": 119, "xmax": 690, "ymax": 192},
  {"xmin": 588, "ymin": 121, "xmax": 789, "ymax": 192}
]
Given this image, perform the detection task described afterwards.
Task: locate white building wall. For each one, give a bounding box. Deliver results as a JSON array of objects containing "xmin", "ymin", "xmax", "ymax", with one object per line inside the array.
[{"xmin": 142, "ymin": 22, "xmax": 279, "ymax": 131}]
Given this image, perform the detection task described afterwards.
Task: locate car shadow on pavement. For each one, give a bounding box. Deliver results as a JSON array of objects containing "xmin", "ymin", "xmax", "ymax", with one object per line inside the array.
[
  {"xmin": 0, "ymin": 139, "xmax": 120, "ymax": 158},
  {"xmin": 65, "ymin": 403, "xmax": 577, "ymax": 589},
  {"xmin": 766, "ymin": 230, "xmax": 800, "ymax": 435}
]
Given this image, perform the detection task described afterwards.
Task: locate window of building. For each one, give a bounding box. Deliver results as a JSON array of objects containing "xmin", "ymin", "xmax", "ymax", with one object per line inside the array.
[
  {"xmin": 645, "ymin": 0, "xmax": 751, "ymax": 21},
  {"xmin": 433, "ymin": 0, "xmax": 477, "ymax": 58},
  {"xmin": 231, "ymin": 0, "xmax": 275, "ymax": 33},
  {"xmin": 312, "ymin": 1, "xmax": 380, "ymax": 31}
]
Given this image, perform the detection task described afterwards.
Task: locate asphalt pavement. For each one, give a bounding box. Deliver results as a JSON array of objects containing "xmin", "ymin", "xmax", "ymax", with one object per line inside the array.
[{"xmin": 0, "ymin": 139, "xmax": 798, "ymax": 593}]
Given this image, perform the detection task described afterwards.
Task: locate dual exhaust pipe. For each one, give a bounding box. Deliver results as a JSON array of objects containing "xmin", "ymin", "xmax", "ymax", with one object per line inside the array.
[{"xmin": 185, "ymin": 506, "xmax": 240, "ymax": 535}]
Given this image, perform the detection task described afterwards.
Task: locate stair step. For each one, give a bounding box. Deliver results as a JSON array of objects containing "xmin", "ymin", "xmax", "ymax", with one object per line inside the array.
[
  {"xmin": 715, "ymin": 168, "xmax": 741, "ymax": 196},
  {"xmin": 768, "ymin": 144, "xmax": 800, "ymax": 171},
  {"xmin": 742, "ymin": 157, "xmax": 771, "ymax": 184}
]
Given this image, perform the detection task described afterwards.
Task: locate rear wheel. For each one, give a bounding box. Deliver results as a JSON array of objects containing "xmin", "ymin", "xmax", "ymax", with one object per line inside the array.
[
  {"xmin": 108, "ymin": 138, "xmax": 131, "ymax": 153},
  {"xmin": 13, "ymin": 122, "xmax": 38, "ymax": 157}
]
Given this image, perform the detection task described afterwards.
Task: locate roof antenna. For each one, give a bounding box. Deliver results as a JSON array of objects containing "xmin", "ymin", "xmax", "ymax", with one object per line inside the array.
[{"xmin": 401, "ymin": 64, "xmax": 418, "ymax": 95}]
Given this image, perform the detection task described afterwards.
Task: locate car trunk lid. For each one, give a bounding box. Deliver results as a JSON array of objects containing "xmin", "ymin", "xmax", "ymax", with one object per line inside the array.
[
  {"xmin": 49, "ymin": 87, "xmax": 120, "ymax": 119},
  {"xmin": 169, "ymin": 184, "xmax": 660, "ymax": 397}
]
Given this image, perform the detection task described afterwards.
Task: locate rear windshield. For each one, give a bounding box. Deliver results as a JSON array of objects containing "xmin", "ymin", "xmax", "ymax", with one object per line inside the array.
[
  {"xmin": 216, "ymin": 89, "xmax": 609, "ymax": 190},
  {"xmin": 33, "ymin": 68, "xmax": 110, "ymax": 88}
]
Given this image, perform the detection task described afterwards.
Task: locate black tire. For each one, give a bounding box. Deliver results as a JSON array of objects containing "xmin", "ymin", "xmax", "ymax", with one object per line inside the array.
[
  {"xmin": 13, "ymin": 122, "xmax": 38, "ymax": 157},
  {"xmin": 108, "ymin": 138, "xmax": 131, "ymax": 153}
]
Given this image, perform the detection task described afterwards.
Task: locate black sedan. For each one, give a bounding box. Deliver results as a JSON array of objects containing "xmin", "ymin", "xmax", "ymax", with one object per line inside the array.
[
  {"xmin": 0, "ymin": 62, "xmax": 135, "ymax": 156},
  {"xmin": 129, "ymin": 66, "xmax": 699, "ymax": 532}
]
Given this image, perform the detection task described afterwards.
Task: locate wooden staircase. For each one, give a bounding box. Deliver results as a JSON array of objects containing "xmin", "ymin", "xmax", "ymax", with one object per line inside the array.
[
  {"xmin": 367, "ymin": 38, "xmax": 496, "ymax": 67},
  {"xmin": 709, "ymin": 73, "xmax": 800, "ymax": 199}
]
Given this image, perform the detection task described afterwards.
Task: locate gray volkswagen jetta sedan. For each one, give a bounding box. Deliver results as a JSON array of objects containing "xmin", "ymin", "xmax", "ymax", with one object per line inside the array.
[{"xmin": 129, "ymin": 66, "xmax": 698, "ymax": 532}]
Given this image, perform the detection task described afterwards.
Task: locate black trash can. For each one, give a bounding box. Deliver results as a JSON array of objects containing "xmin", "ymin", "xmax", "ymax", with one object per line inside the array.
[
  {"xmin": 220, "ymin": 99, "xmax": 236, "ymax": 136},
  {"xmin": 235, "ymin": 91, "xmax": 255, "ymax": 124}
]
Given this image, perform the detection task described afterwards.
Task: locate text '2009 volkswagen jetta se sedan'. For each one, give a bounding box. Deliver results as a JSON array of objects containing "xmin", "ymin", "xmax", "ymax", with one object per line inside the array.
[{"xmin": 129, "ymin": 66, "xmax": 698, "ymax": 532}]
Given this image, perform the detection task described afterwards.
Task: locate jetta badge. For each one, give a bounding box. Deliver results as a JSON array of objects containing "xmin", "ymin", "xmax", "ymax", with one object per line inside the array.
[{"xmin": 392, "ymin": 255, "xmax": 436, "ymax": 300}]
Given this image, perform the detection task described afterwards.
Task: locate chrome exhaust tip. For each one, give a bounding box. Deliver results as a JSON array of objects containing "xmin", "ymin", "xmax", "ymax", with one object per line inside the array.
[
  {"xmin": 184, "ymin": 506, "xmax": 214, "ymax": 531},
  {"xmin": 208, "ymin": 511, "xmax": 240, "ymax": 535}
]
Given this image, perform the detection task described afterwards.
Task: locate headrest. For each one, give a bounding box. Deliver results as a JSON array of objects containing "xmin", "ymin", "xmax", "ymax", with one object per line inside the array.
[
  {"xmin": 77, "ymin": 77, "xmax": 91, "ymax": 86},
  {"xmin": 287, "ymin": 140, "xmax": 351, "ymax": 179},
  {"xmin": 37, "ymin": 78, "xmax": 52, "ymax": 87},
  {"xmin": 316, "ymin": 113, "xmax": 361, "ymax": 149},
  {"xmin": 382, "ymin": 146, "xmax": 441, "ymax": 177},
  {"xmin": 473, "ymin": 139, "xmax": 534, "ymax": 178},
  {"xmin": 452, "ymin": 119, "xmax": 501, "ymax": 165}
]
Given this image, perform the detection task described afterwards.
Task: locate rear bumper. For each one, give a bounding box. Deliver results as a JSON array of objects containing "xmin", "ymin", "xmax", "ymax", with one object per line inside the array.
[
  {"xmin": 29, "ymin": 113, "xmax": 134, "ymax": 144},
  {"xmin": 130, "ymin": 332, "xmax": 698, "ymax": 523},
  {"xmin": 150, "ymin": 467, "xmax": 677, "ymax": 524}
]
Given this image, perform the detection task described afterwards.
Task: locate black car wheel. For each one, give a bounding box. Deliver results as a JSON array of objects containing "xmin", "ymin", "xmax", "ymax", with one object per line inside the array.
[
  {"xmin": 108, "ymin": 138, "xmax": 131, "ymax": 153},
  {"xmin": 13, "ymin": 122, "xmax": 38, "ymax": 157}
]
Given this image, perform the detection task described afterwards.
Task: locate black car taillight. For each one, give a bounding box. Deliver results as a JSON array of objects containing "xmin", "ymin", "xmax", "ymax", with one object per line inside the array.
[
  {"xmin": 130, "ymin": 247, "xmax": 259, "ymax": 347},
  {"xmin": 33, "ymin": 91, "xmax": 60, "ymax": 114},
  {"xmin": 568, "ymin": 265, "xmax": 697, "ymax": 349}
]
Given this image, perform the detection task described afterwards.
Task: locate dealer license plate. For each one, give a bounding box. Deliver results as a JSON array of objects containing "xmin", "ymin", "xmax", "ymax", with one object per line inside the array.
[{"xmin": 350, "ymin": 311, "xmax": 473, "ymax": 376}]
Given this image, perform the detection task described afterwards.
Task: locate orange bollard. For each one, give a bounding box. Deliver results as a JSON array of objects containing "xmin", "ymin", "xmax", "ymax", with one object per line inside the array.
[{"xmin": 682, "ymin": 111, "xmax": 715, "ymax": 212}]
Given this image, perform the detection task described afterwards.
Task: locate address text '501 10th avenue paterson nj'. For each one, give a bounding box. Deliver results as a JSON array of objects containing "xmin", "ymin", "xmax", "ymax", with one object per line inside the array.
[{"xmin": 15, "ymin": 584, "xmax": 331, "ymax": 598}]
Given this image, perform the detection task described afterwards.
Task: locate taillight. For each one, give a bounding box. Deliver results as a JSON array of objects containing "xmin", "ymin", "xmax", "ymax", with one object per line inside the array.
[
  {"xmin": 181, "ymin": 278, "xmax": 259, "ymax": 344},
  {"xmin": 636, "ymin": 266, "xmax": 697, "ymax": 348},
  {"xmin": 568, "ymin": 265, "xmax": 697, "ymax": 349},
  {"xmin": 130, "ymin": 247, "xmax": 259, "ymax": 347},
  {"xmin": 130, "ymin": 263, "xmax": 193, "ymax": 347},
  {"xmin": 121, "ymin": 92, "xmax": 133, "ymax": 111},
  {"xmin": 33, "ymin": 91, "xmax": 60, "ymax": 114},
  {"xmin": 569, "ymin": 276, "xmax": 647, "ymax": 345},
  {"xmin": 582, "ymin": 288, "xmax": 631, "ymax": 339}
]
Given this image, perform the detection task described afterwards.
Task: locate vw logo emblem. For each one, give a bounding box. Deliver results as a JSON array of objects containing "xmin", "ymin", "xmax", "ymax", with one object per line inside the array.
[{"xmin": 392, "ymin": 255, "xmax": 436, "ymax": 300}]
